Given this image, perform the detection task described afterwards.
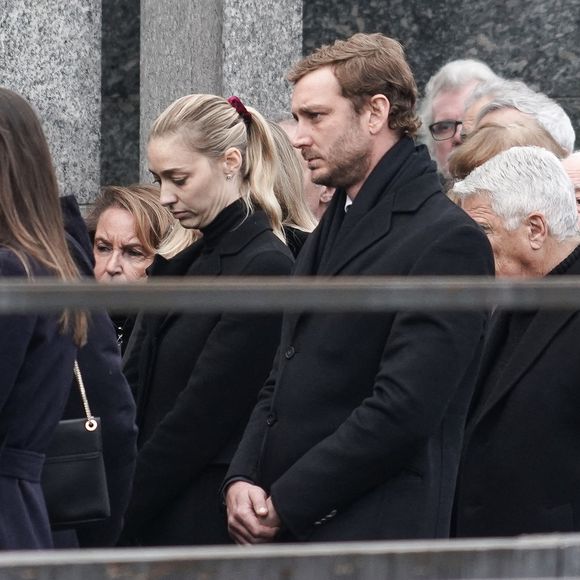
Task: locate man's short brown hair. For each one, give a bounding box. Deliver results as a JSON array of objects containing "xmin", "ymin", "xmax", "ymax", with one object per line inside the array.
[{"xmin": 288, "ymin": 33, "xmax": 421, "ymax": 137}]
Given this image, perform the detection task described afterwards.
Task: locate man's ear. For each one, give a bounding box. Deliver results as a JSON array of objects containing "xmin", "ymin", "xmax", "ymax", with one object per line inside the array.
[
  {"xmin": 367, "ymin": 94, "xmax": 390, "ymax": 135},
  {"xmin": 223, "ymin": 147, "xmax": 243, "ymax": 174},
  {"xmin": 320, "ymin": 186, "xmax": 335, "ymax": 204},
  {"xmin": 527, "ymin": 212, "xmax": 548, "ymax": 250}
]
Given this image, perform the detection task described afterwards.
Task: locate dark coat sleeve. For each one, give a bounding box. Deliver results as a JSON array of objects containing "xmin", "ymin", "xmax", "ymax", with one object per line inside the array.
[
  {"xmin": 59, "ymin": 196, "xmax": 139, "ymax": 547},
  {"xmin": 121, "ymin": 250, "xmax": 292, "ymax": 536}
]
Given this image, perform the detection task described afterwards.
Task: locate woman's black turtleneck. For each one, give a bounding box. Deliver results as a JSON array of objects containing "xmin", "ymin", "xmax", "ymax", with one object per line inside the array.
[
  {"xmin": 199, "ymin": 198, "xmax": 247, "ymax": 251},
  {"xmin": 183, "ymin": 198, "xmax": 248, "ymax": 277}
]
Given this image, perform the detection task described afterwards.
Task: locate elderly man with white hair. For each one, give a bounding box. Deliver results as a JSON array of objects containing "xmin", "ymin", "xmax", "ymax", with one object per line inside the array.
[
  {"xmin": 452, "ymin": 146, "xmax": 580, "ymax": 538},
  {"xmin": 463, "ymin": 79, "xmax": 576, "ymax": 155},
  {"xmin": 419, "ymin": 59, "xmax": 498, "ymax": 181}
]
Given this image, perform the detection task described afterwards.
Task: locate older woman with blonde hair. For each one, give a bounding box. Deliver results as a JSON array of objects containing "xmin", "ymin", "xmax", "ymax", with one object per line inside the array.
[
  {"xmin": 86, "ymin": 184, "xmax": 196, "ymax": 283},
  {"xmin": 119, "ymin": 94, "xmax": 293, "ymax": 546},
  {"xmin": 448, "ymin": 120, "xmax": 567, "ymax": 181},
  {"xmin": 86, "ymin": 184, "xmax": 196, "ymax": 351}
]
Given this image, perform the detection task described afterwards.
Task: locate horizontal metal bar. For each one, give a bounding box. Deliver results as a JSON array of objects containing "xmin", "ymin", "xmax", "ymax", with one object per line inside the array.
[
  {"xmin": 0, "ymin": 534, "xmax": 578, "ymax": 578},
  {"xmin": 1, "ymin": 276, "xmax": 580, "ymax": 313}
]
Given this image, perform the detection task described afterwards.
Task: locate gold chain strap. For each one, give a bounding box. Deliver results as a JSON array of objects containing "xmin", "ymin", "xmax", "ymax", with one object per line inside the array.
[{"xmin": 73, "ymin": 360, "xmax": 98, "ymax": 432}]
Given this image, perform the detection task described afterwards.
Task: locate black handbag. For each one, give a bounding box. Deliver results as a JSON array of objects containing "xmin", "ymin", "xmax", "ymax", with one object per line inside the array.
[{"xmin": 41, "ymin": 361, "xmax": 111, "ymax": 528}]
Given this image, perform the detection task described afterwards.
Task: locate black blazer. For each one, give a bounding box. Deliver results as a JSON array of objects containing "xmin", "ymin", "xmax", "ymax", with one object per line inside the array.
[
  {"xmin": 454, "ymin": 248, "xmax": 580, "ymax": 537},
  {"xmin": 226, "ymin": 137, "xmax": 495, "ymax": 542},
  {"xmin": 121, "ymin": 208, "xmax": 293, "ymax": 545}
]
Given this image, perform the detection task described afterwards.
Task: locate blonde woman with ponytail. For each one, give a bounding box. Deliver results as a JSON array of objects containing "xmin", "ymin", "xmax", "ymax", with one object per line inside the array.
[
  {"xmin": 120, "ymin": 94, "xmax": 293, "ymax": 547},
  {"xmin": 0, "ymin": 87, "xmax": 87, "ymax": 549}
]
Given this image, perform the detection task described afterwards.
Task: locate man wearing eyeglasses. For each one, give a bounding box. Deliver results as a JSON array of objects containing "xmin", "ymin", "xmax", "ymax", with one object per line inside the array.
[{"xmin": 419, "ymin": 60, "xmax": 498, "ymax": 184}]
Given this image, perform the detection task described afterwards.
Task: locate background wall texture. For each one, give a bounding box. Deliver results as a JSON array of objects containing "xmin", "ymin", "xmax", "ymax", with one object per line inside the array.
[
  {"xmin": 303, "ymin": 0, "xmax": 580, "ymax": 142},
  {"xmin": 102, "ymin": 0, "xmax": 580, "ymax": 186}
]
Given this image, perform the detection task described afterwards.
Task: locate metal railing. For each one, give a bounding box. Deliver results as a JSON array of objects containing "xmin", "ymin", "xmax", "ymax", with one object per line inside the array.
[
  {"xmin": 0, "ymin": 534, "xmax": 579, "ymax": 579},
  {"xmin": 1, "ymin": 277, "xmax": 580, "ymax": 577},
  {"xmin": 2, "ymin": 276, "xmax": 580, "ymax": 313}
]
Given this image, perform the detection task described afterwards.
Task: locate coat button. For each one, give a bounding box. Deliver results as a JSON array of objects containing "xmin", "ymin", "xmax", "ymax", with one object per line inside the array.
[
  {"xmin": 285, "ymin": 346, "xmax": 295, "ymax": 359},
  {"xmin": 266, "ymin": 413, "xmax": 277, "ymax": 426}
]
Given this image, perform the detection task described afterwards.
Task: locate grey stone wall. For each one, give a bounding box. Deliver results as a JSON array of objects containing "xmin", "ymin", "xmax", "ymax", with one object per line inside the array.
[
  {"xmin": 303, "ymin": 0, "xmax": 580, "ymax": 146},
  {"xmin": 0, "ymin": 0, "xmax": 101, "ymax": 204},
  {"xmin": 222, "ymin": 0, "xmax": 302, "ymax": 118},
  {"xmin": 140, "ymin": 0, "xmax": 225, "ymax": 180},
  {"xmin": 140, "ymin": 0, "xmax": 302, "ymax": 179}
]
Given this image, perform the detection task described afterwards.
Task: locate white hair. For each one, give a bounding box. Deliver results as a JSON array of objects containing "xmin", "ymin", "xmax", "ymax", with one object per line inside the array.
[
  {"xmin": 453, "ymin": 146, "xmax": 578, "ymax": 241},
  {"xmin": 419, "ymin": 59, "xmax": 498, "ymax": 150},
  {"xmin": 467, "ymin": 79, "xmax": 576, "ymax": 153}
]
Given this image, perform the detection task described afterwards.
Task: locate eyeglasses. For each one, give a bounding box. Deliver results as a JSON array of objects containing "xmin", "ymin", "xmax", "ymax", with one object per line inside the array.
[{"xmin": 428, "ymin": 120, "xmax": 463, "ymax": 142}]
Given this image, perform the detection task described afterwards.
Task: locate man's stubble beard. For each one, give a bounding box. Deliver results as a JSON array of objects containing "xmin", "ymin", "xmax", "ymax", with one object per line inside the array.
[{"xmin": 313, "ymin": 127, "xmax": 371, "ymax": 191}]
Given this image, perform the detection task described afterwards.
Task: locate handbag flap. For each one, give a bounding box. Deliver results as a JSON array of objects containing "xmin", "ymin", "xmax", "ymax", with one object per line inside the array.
[{"xmin": 45, "ymin": 418, "xmax": 102, "ymax": 458}]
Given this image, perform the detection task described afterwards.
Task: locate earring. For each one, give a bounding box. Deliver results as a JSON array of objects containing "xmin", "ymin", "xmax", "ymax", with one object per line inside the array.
[{"xmin": 226, "ymin": 174, "xmax": 233, "ymax": 181}]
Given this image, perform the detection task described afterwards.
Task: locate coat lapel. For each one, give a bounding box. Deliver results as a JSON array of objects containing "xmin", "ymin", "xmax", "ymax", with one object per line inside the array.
[
  {"xmin": 470, "ymin": 308, "xmax": 576, "ymax": 427},
  {"xmin": 284, "ymin": 139, "xmax": 441, "ymax": 339},
  {"xmin": 321, "ymin": 172, "xmax": 441, "ymax": 275}
]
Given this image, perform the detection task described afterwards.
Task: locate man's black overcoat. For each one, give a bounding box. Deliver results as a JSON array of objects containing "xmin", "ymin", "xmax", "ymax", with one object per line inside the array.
[
  {"xmin": 226, "ymin": 137, "xmax": 495, "ymax": 541},
  {"xmin": 454, "ymin": 247, "xmax": 580, "ymax": 537}
]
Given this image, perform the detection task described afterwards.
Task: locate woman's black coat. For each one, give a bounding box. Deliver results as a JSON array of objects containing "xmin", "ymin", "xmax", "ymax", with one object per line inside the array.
[
  {"xmin": 121, "ymin": 206, "xmax": 293, "ymax": 545},
  {"xmin": 0, "ymin": 250, "xmax": 76, "ymax": 550}
]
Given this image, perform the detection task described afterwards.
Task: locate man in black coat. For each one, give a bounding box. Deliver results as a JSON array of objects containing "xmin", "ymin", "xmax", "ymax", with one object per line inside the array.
[
  {"xmin": 225, "ymin": 33, "xmax": 494, "ymax": 544},
  {"xmin": 452, "ymin": 146, "xmax": 580, "ymax": 537}
]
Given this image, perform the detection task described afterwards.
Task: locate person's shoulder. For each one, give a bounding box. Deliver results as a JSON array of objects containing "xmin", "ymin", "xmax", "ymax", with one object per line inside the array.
[
  {"xmin": 0, "ymin": 247, "xmax": 29, "ymax": 277},
  {"xmin": 0, "ymin": 247, "xmax": 56, "ymax": 279},
  {"xmin": 235, "ymin": 227, "xmax": 294, "ymax": 275},
  {"xmin": 236, "ymin": 212, "xmax": 294, "ymax": 258},
  {"xmin": 424, "ymin": 192, "xmax": 478, "ymax": 227},
  {"xmin": 241, "ymin": 245, "xmax": 294, "ymax": 276}
]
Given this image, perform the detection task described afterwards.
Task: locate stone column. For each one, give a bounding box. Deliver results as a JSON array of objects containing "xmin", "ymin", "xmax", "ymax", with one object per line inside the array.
[
  {"xmin": 0, "ymin": 0, "xmax": 101, "ymax": 207},
  {"xmin": 140, "ymin": 0, "xmax": 303, "ymax": 178}
]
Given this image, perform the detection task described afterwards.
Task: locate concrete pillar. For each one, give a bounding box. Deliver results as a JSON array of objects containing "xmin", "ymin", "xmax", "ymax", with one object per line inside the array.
[
  {"xmin": 140, "ymin": 0, "xmax": 303, "ymax": 178},
  {"xmin": 0, "ymin": 0, "xmax": 101, "ymax": 207}
]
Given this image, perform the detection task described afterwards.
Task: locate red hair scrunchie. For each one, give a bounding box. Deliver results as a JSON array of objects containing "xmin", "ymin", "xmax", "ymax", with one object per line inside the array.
[{"xmin": 227, "ymin": 95, "xmax": 252, "ymax": 127}]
